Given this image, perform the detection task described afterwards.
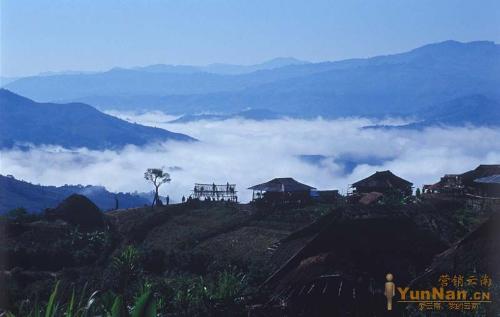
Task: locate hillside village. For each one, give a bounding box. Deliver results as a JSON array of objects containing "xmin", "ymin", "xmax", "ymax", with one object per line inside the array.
[{"xmin": 1, "ymin": 164, "xmax": 499, "ymax": 316}]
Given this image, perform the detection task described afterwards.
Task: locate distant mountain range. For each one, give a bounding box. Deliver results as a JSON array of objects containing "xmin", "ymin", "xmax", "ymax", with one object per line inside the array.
[
  {"xmin": 3, "ymin": 57, "xmax": 311, "ymax": 102},
  {"xmin": 364, "ymin": 95, "xmax": 500, "ymax": 130},
  {"xmin": 0, "ymin": 89, "xmax": 195, "ymax": 150},
  {"xmin": 0, "ymin": 174, "xmax": 150, "ymax": 214},
  {"xmin": 4, "ymin": 41, "xmax": 500, "ymax": 119},
  {"xmin": 0, "ymin": 77, "xmax": 20, "ymax": 86},
  {"xmin": 169, "ymin": 109, "xmax": 283, "ymax": 123},
  {"xmin": 132, "ymin": 57, "xmax": 309, "ymax": 75},
  {"xmin": 418, "ymin": 94, "xmax": 500, "ymax": 127}
]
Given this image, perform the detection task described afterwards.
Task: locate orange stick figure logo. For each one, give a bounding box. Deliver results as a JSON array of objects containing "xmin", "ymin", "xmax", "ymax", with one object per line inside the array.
[{"xmin": 385, "ymin": 273, "xmax": 395, "ymax": 311}]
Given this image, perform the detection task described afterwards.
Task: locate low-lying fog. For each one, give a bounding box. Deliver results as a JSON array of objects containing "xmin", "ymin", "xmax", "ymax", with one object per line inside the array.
[{"xmin": 2, "ymin": 111, "xmax": 500, "ymax": 203}]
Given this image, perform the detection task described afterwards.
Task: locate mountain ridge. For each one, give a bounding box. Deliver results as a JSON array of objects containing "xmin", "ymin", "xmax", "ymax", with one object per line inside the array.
[
  {"xmin": 0, "ymin": 89, "xmax": 195, "ymax": 150},
  {"xmin": 4, "ymin": 40, "xmax": 500, "ymax": 118},
  {"xmin": 363, "ymin": 94, "xmax": 500, "ymax": 130}
]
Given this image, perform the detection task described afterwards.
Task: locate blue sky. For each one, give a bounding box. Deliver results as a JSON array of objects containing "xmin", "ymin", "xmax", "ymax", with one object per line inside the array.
[{"xmin": 1, "ymin": 0, "xmax": 499, "ymax": 77}]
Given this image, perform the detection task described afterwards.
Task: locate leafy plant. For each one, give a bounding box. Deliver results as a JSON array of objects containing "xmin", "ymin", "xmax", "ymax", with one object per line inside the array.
[
  {"xmin": 5, "ymin": 280, "xmax": 159, "ymax": 317},
  {"xmin": 166, "ymin": 268, "xmax": 247, "ymax": 316},
  {"xmin": 113, "ymin": 246, "xmax": 140, "ymax": 272},
  {"xmin": 110, "ymin": 295, "xmax": 127, "ymax": 317},
  {"xmin": 131, "ymin": 290, "xmax": 156, "ymax": 317},
  {"xmin": 112, "ymin": 245, "xmax": 141, "ymax": 291},
  {"xmin": 44, "ymin": 280, "xmax": 59, "ymax": 317},
  {"xmin": 212, "ymin": 269, "xmax": 246, "ymax": 302}
]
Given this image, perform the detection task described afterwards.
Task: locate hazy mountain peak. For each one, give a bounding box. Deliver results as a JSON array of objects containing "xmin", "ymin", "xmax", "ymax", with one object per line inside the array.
[
  {"xmin": 132, "ymin": 64, "xmax": 201, "ymax": 74},
  {"xmin": 258, "ymin": 57, "xmax": 309, "ymax": 67},
  {"xmin": 203, "ymin": 57, "xmax": 309, "ymax": 74},
  {"xmin": 410, "ymin": 40, "xmax": 499, "ymax": 55},
  {"xmin": 37, "ymin": 70, "xmax": 98, "ymax": 77},
  {"xmin": 109, "ymin": 57, "xmax": 309, "ymax": 76}
]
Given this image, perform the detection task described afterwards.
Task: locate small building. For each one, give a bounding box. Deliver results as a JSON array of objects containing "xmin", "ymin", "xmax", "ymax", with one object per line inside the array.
[
  {"xmin": 423, "ymin": 174, "xmax": 464, "ymax": 195},
  {"xmin": 310, "ymin": 189, "xmax": 341, "ymax": 203},
  {"xmin": 248, "ymin": 177, "xmax": 315, "ymax": 204},
  {"xmin": 439, "ymin": 174, "xmax": 463, "ymax": 189},
  {"xmin": 351, "ymin": 170, "xmax": 413, "ymax": 197},
  {"xmin": 424, "ymin": 165, "xmax": 500, "ymax": 197}
]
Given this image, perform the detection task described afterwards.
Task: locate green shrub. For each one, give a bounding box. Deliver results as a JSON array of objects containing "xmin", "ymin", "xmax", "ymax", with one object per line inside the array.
[
  {"xmin": 166, "ymin": 268, "xmax": 247, "ymax": 316},
  {"xmin": 69, "ymin": 229, "xmax": 110, "ymax": 264},
  {"xmin": 4, "ymin": 207, "xmax": 40, "ymax": 223},
  {"xmin": 212, "ymin": 269, "xmax": 246, "ymax": 302}
]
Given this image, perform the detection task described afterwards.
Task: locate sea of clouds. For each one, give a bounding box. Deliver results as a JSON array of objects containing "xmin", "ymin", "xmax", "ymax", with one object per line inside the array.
[{"xmin": 2, "ymin": 111, "xmax": 500, "ymax": 203}]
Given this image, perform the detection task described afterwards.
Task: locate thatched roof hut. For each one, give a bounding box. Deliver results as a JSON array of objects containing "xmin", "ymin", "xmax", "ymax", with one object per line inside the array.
[
  {"xmin": 248, "ymin": 178, "xmax": 316, "ymax": 204},
  {"xmin": 45, "ymin": 194, "xmax": 104, "ymax": 230},
  {"xmin": 351, "ymin": 170, "xmax": 413, "ymax": 196},
  {"xmin": 248, "ymin": 178, "xmax": 315, "ymax": 193},
  {"xmin": 261, "ymin": 211, "xmax": 446, "ymax": 315}
]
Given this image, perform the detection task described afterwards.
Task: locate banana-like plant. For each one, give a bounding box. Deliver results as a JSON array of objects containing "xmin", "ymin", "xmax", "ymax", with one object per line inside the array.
[
  {"xmin": 5, "ymin": 281, "xmax": 158, "ymax": 317},
  {"xmin": 131, "ymin": 290, "xmax": 157, "ymax": 317}
]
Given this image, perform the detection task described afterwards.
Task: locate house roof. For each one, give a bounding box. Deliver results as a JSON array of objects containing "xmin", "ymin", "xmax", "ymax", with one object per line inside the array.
[
  {"xmin": 460, "ymin": 165, "xmax": 500, "ymax": 186},
  {"xmin": 262, "ymin": 212, "xmax": 446, "ymax": 298},
  {"xmin": 351, "ymin": 170, "xmax": 412, "ymax": 189},
  {"xmin": 412, "ymin": 212, "xmax": 500, "ymax": 289},
  {"xmin": 248, "ymin": 177, "xmax": 315, "ymax": 192},
  {"xmin": 474, "ymin": 174, "xmax": 500, "ymax": 185}
]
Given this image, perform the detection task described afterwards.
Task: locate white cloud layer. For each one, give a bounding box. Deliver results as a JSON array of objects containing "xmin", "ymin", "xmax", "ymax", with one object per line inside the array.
[{"xmin": 2, "ymin": 113, "xmax": 500, "ymax": 203}]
